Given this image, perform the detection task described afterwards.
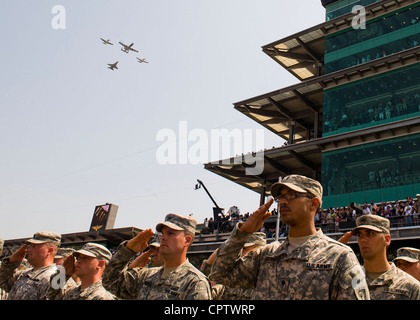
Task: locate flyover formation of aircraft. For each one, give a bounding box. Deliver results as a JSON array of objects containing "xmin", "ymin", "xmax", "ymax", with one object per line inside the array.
[
  {"xmin": 101, "ymin": 38, "xmax": 148, "ymax": 70},
  {"xmin": 107, "ymin": 61, "xmax": 118, "ymax": 70}
]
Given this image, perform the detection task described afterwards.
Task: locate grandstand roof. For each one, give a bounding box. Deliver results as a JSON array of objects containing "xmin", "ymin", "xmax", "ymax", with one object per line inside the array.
[
  {"xmin": 262, "ymin": 0, "xmax": 417, "ymax": 81},
  {"xmin": 234, "ymin": 45, "xmax": 420, "ymax": 143},
  {"xmin": 204, "ymin": 116, "xmax": 420, "ymax": 196},
  {"xmin": 321, "ymin": 0, "xmax": 339, "ymax": 7}
]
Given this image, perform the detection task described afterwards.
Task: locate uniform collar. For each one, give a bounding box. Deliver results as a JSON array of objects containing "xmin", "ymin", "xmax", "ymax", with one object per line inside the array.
[
  {"xmin": 366, "ymin": 263, "xmax": 396, "ymax": 287},
  {"xmin": 25, "ymin": 263, "xmax": 57, "ymax": 278},
  {"xmin": 78, "ymin": 280, "xmax": 103, "ymax": 297},
  {"xmin": 274, "ymin": 228, "xmax": 324, "ymax": 259}
]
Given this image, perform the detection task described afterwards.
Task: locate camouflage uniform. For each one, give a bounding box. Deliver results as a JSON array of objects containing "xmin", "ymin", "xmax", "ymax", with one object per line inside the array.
[
  {"xmin": 210, "ymin": 224, "xmax": 369, "ymax": 300},
  {"xmin": 201, "ymin": 259, "xmax": 253, "ymax": 300},
  {"xmin": 102, "ymin": 240, "xmax": 212, "ymax": 300},
  {"xmin": 48, "ymin": 274, "xmax": 116, "ymax": 300},
  {"xmin": 366, "ymin": 263, "xmax": 420, "ymax": 299},
  {"xmin": 63, "ymin": 276, "xmax": 80, "ymax": 290},
  {"xmin": 201, "ymin": 232, "xmax": 266, "ymax": 300},
  {"xmin": 0, "ymin": 260, "xmax": 58, "ymax": 300}
]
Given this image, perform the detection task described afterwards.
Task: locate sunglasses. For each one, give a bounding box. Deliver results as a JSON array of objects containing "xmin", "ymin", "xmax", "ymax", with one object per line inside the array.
[{"xmin": 275, "ymin": 191, "xmax": 314, "ymax": 202}]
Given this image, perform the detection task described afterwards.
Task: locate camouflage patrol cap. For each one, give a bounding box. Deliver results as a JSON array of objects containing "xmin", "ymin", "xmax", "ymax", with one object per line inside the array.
[
  {"xmin": 351, "ymin": 215, "xmax": 390, "ymax": 235},
  {"xmin": 73, "ymin": 243, "xmax": 112, "ymax": 263},
  {"xmin": 55, "ymin": 248, "xmax": 75, "ymax": 259},
  {"xmin": 156, "ymin": 213, "xmax": 197, "ymax": 235},
  {"xmin": 244, "ymin": 232, "xmax": 266, "ymax": 248},
  {"xmin": 26, "ymin": 231, "xmax": 61, "ymax": 246},
  {"xmin": 271, "ymin": 175, "xmax": 323, "ymax": 207},
  {"xmin": 393, "ymin": 247, "xmax": 420, "ymax": 263},
  {"xmin": 148, "ymin": 242, "xmax": 160, "ymax": 248}
]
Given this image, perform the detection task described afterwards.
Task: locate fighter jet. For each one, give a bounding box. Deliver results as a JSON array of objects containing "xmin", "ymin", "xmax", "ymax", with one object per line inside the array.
[
  {"xmin": 100, "ymin": 38, "xmax": 113, "ymax": 45},
  {"xmin": 107, "ymin": 61, "xmax": 118, "ymax": 70},
  {"xmin": 137, "ymin": 57, "xmax": 148, "ymax": 63},
  {"xmin": 119, "ymin": 42, "xmax": 139, "ymax": 53}
]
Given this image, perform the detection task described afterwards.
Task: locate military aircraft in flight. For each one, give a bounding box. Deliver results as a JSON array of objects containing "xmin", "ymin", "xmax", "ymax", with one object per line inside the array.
[
  {"xmin": 119, "ymin": 42, "xmax": 139, "ymax": 53},
  {"xmin": 100, "ymin": 38, "xmax": 113, "ymax": 45},
  {"xmin": 136, "ymin": 57, "xmax": 148, "ymax": 64},
  {"xmin": 107, "ymin": 61, "xmax": 118, "ymax": 70}
]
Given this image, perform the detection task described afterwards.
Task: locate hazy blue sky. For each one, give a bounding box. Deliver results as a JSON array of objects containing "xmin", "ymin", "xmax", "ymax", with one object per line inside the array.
[{"xmin": 0, "ymin": 1, "xmax": 325, "ymax": 239}]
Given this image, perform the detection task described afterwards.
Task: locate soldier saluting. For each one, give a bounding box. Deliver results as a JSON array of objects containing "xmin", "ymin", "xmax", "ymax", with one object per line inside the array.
[
  {"xmin": 210, "ymin": 174, "xmax": 370, "ymax": 300},
  {"xmin": 0, "ymin": 231, "xmax": 61, "ymax": 300},
  {"xmin": 102, "ymin": 213, "xmax": 212, "ymax": 300},
  {"xmin": 343, "ymin": 215, "xmax": 420, "ymax": 299}
]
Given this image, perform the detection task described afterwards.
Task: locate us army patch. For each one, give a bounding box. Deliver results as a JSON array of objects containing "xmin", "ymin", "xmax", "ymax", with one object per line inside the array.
[{"xmin": 305, "ymin": 263, "xmax": 332, "ymax": 270}]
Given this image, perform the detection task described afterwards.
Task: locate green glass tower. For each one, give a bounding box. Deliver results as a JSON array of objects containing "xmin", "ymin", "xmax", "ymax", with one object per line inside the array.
[
  {"xmin": 205, "ymin": 0, "xmax": 420, "ymax": 212},
  {"xmin": 321, "ymin": 0, "xmax": 420, "ymax": 208}
]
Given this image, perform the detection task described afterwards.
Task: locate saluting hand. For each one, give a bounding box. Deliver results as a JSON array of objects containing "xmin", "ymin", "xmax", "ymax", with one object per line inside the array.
[
  {"xmin": 338, "ymin": 231, "xmax": 352, "ymax": 244},
  {"xmin": 63, "ymin": 254, "xmax": 76, "ymax": 276},
  {"xmin": 128, "ymin": 249, "xmax": 152, "ymax": 269},
  {"xmin": 240, "ymin": 198, "xmax": 274, "ymax": 234},
  {"xmin": 126, "ymin": 228, "xmax": 154, "ymax": 253},
  {"xmin": 9, "ymin": 244, "xmax": 27, "ymax": 263}
]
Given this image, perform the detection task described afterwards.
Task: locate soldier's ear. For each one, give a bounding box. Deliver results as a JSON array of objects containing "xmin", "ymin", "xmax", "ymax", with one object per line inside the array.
[
  {"xmin": 97, "ymin": 259, "xmax": 106, "ymax": 269},
  {"xmin": 46, "ymin": 245, "xmax": 55, "ymax": 255},
  {"xmin": 310, "ymin": 197, "xmax": 321, "ymax": 211},
  {"xmin": 184, "ymin": 234, "xmax": 193, "ymax": 247},
  {"xmin": 384, "ymin": 234, "xmax": 391, "ymax": 248}
]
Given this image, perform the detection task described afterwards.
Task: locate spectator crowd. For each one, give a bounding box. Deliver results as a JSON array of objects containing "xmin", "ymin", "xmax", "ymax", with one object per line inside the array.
[
  {"xmin": 200, "ymin": 196, "xmax": 419, "ymax": 238},
  {"xmin": 316, "ymin": 196, "xmax": 419, "ymax": 233}
]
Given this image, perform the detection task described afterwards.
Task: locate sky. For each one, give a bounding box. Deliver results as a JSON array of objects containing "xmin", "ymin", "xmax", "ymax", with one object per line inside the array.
[{"xmin": 0, "ymin": 0, "xmax": 325, "ymax": 240}]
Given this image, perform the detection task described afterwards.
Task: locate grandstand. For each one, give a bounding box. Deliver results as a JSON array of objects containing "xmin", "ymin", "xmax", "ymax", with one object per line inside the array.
[
  {"xmin": 201, "ymin": 0, "xmax": 420, "ymax": 262},
  {"xmin": 204, "ymin": 1, "xmax": 420, "ymax": 220}
]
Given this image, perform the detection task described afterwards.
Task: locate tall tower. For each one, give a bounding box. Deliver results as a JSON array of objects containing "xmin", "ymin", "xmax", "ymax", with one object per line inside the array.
[
  {"xmin": 320, "ymin": 0, "xmax": 420, "ymax": 207},
  {"xmin": 205, "ymin": 0, "xmax": 420, "ymax": 210}
]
